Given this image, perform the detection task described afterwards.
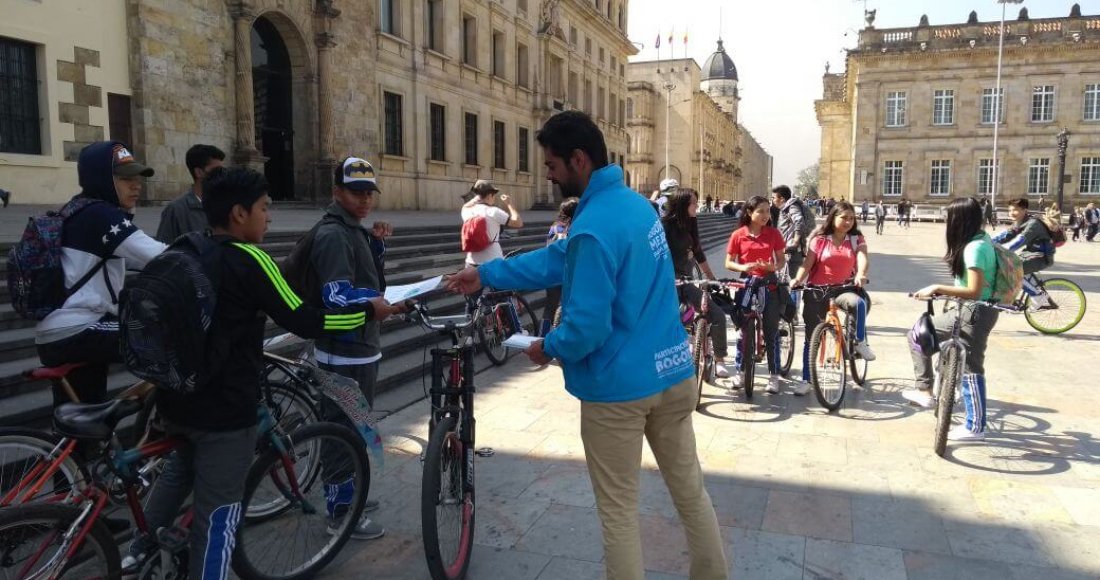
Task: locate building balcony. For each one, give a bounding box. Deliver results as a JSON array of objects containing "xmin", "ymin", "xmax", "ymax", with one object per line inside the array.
[{"xmin": 856, "ymin": 11, "xmax": 1100, "ymax": 54}]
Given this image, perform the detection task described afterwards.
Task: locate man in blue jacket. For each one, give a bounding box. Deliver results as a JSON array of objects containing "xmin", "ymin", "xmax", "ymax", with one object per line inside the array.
[{"xmin": 446, "ymin": 111, "xmax": 727, "ymax": 580}]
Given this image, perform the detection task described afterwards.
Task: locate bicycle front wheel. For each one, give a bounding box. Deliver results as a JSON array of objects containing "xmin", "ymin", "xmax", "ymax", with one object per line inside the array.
[
  {"xmin": 1024, "ymin": 278, "xmax": 1087, "ymax": 335},
  {"xmin": 778, "ymin": 318, "xmax": 796, "ymax": 377},
  {"xmin": 478, "ymin": 306, "xmax": 509, "ymax": 366},
  {"xmin": 809, "ymin": 322, "xmax": 847, "ymax": 412},
  {"xmin": 422, "ymin": 415, "xmax": 474, "ymax": 580},
  {"xmin": 933, "ymin": 346, "xmax": 963, "ymax": 458},
  {"xmin": 740, "ymin": 318, "xmax": 756, "ymax": 399},
  {"xmin": 0, "ymin": 502, "xmax": 120, "ymax": 580},
  {"xmin": 0, "ymin": 430, "xmax": 85, "ymax": 507},
  {"xmin": 234, "ymin": 422, "xmax": 369, "ymax": 580}
]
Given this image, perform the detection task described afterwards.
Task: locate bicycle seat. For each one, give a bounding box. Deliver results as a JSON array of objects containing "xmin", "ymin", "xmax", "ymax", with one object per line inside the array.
[
  {"xmin": 53, "ymin": 399, "xmax": 144, "ymax": 440},
  {"xmin": 25, "ymin": 362, "xmax": 88, "ymax": 381}
]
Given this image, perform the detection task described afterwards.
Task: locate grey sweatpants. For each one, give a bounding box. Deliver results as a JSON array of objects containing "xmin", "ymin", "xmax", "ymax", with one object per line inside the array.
[{"xmin": 910, "ymin": 303, "xmax": 999, "ymax": 390}]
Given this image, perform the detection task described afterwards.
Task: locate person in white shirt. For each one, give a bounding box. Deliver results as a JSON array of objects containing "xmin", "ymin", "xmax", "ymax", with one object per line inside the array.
[
  {"xmin": 461, "ymin": 179, "xmax": 523, "ymax": 266},
  {"xmin": 649, "ymin": 178, "xmax": 679, "ymax": 217}
]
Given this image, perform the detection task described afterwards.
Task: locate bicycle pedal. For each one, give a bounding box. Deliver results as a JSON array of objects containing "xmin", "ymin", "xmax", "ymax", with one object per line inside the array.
[
  {"xmin": 155, "ymin": 526, "xmax": 190, "ymax": 553},
  {"xmin": 475, "ymin": 447, "xmax": 495, "ymax": 457}
]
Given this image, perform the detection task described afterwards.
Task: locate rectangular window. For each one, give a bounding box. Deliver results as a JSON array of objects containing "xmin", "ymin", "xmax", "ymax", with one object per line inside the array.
[
  {"xmin": 569, "ymin": 27, "xmax": 577, "ymax": 48},
  {"xmin": 609, "ymin": 91, "xmax": 617, "ymax": 124},
  {"xmin": 1031, "ymin": 85, "xmax": 1055, "ymax": 122},
  {"xmin": 584, "ymin": 79, "xmax": 593, "ymax": 114},
  {"xmin": 1081, "ymin": 157, "xmax": 1100, "ymax": 194},
  {"xmin": 379, "ymin": 0, "xmax": 397, "ymax": 35},
  {"xmin": 981, "ymin": 88, "xmax": 1005, "ymax": 125},
  {"xmin": 518, "ymin": 0, "xmax": 528, "ymax": 14},
  {"xmin": 885, "ymin": 91, "xmax": 907, "ymax": 127},
  {"xmin": 429, "ymin": 103, "xmax": 445, "ymax": 161},
  {"xmin": 882, "ymin": 160, "xmax": 903, "ymax": 197},
  {"xmin": 585, "ymin": 37, "xmax": 592, "ymax": 56},
  {"xmin": 599, "ymin": 47, "xmax": 605, "ymax": 65},
  {"xmin": 107, "ymin": 93, "xmax": 133, "ymax": 148},
  {"xmin": 491, "ymin": 31, "xmax": 504, "ymax": 77},
  {"xmin": 493, "ymin": 120, "xmax": 506, "ymax": 169},
  {"xmin": 426, "ymin": 0, "xmax": 443, "ymax": 52},
  {"xmin": 518, "ymin": 127, "xmax": 530, "ymax": 173},
  {"xmin": 383, "ymin": 91, "xmax": 403, "ymax": 156},
  {"xmin": 464, "ymin": 112, "xmax": 478, "ymax": 165},
  {"xmin": 1084, "ymin": 84, "xmax": 1100, "ymax": 121},
  {"xmin": 0, "ymin": 37, "xmax": 42, "ymax": 155},
  {"xmin": 977, "ymin": 159, "xmax": 999, "ymax": 196},
  {"xmin": 568, "ymin": 72, "xmax": 578, "ymax": 106},
  {"xmin": 1027, "ymin": 158, "xmax": 1050, "ymax": 195},
  {"xmin": 932, "ymin": 89, "xmax": 954, "ymax": 126},
  {"xmin": 597, "ymin": 87, "xmax": 605, "ymax": 120},
  {"xmin": 462, "ymin": 14, "xmax": 477, "ymax": 66},
  {"xmin": 930, "ymin": 160, "xmax": 951, "ymax": 196},
  {"xmin": 516, "ymin": 44, "xmax": 529, "ymax": 88},
  {"xmin": 619, "ymin": 99, "xmax": 626, "ymax": 125}
]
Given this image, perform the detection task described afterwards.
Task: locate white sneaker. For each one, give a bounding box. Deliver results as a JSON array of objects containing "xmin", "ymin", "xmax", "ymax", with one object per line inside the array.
[
  {"xmin": 791, "ymin": 381, "xmax": 811, "ymax": 396},
  {"xmin": 853, "ymin": 341, "xmax": 877, "ymax": 362},
  {"xmin": 902, "ymin": 389, "xmax": 934, "ymax": 409},
  {"xmin": 947, "ymin": 426, "xmax": 986, "ymax": 442},
  {"xmin": 766, "ymin": 375, "xmax": 781, "ymax": 394},
  {"xmin": 714, "ymin": 361, "xmax": 732, "ymax": 379}
]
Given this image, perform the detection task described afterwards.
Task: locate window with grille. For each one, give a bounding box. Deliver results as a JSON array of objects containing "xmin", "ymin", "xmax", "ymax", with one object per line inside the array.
[
  {"xmin": 1027, "ymin": 158, "xmax": 1050, "ymax": 195},
  {"xmin": 882, "ymin": 161, "xmax": 903, "ymax": 197},
  {"xmin": 1031, "ymin": 85, "xmax": 1055, "ymax": 122},
  {"xmin": 383, "ymin": 92, "xmax": 403, "ymax": 156},
  {"xmin": 981, "ymin": 88, "xmax": 1004, "ymax": 125},
  {"xmin": 977, "ymin": 159, "xmax": 999, "ymax": 196},
  {"xmin": 1084, "ymin": 84, "xmax": 1100, "ymax": 121},
  {"xmin": 429, "ymin": 103, "xmax": 445, "ymax": 161},
  {"xmin": 0, "ymin": 37, "xmax": 42, "ymax": 155},
  {"xmin": 518, "ymin": 127, "xmax": 529, "ymax": 173},
  {"xmin": 885, "ymin": 91, "xmax": 907, "ymax": 127},
  {"xmin": 464, "ymin": 112, "xmax": 478, "ymax": 165},
  {"xmin": 493, "ymin": 120, "xmax": 505, "ymax": 169},
  {"xmin": 929, "ymin": 160, "xmax": 951, "ymax": 196},
  {"xmin": 932, "ymin": 89, "xmax": 954, "ymax": 125},
  {"xmin": 1080, "ymin": 157, "xmax": 1100, "ymax": 194}
]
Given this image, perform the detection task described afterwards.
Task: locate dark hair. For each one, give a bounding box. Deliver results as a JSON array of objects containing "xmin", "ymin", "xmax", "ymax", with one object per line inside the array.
[
  {"xmin": 556, "ymin": 197, "xmax": 579, "ymax": 223},
  {"xmin": 185, "ymin": 144, "xmax": 226, "ymax": 182},
  {"xmin": 812, "ymin": 201, "xmax": 862, "ymax": 239},
  {"xmin": 1007, "ymin": 197, "xmax": 1029, "ymax": 210},
  {"xmin": 771, "ymin": 185, "xmax": 792, "ymax": 201},
  {"xmin": 536, "ymin": 111, "xmax": 609, "ymax": 169},
  {"xmin": 738, "ymin": 195, "xmax": 771, "ymax": 229},
  {"xmin": 944, "ymin": 197, "xmax": 985, "ymax": 279},
  {"xmin": 662, "ymin": 190, "xmax": 696, "ymax": 233},
  {"xmin": 203, "ymin": 166, "xmax": 269, "ymax": 229}
]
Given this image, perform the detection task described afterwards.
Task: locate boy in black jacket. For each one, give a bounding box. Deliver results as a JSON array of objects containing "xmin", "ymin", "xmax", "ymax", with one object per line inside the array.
[{"xmin": 125, "ymin": 167, "xmax": 402, "ymax": 578}]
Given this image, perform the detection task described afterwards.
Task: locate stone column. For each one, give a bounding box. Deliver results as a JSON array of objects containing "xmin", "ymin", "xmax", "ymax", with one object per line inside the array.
[
  {"xmin": 315, "ymin": 32, "xmax": 336, "ymax": 164},
  {"xmin": 230, "ymin": 2, "xmax": 265, "ymax": 168}
]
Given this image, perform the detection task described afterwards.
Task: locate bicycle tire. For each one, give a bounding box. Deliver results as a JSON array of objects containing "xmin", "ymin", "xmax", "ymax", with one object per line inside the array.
[
  {"xmin": 234, "ymin": 422, "xmax": 369, "ymax": 580},
  {"xmin": 809, "ymin": 322, "xmax": 847, "ymax": 412},
  {"xmin": 844, "ymin": 315, "xmax": 868, "ymax": 386},
  {"xmin": 422, "ymin": 414, "xmax": 475, "ymax": 580},
  {"xmin": 740, "ymin": 317, "xmax": 756, "ymax": 399},
  {"xmin": 692, "ymin": 319, "xmax": 708, "ymax": 410},
  {"xmin": 262, "ymin": 381, "xmax": 320, "ymax": 434},
  {"xmin": 933, "ymin": 346, "xmax": 962, "ymax": 458},
  {"xmin": 0, "ymin": 502, "xmax": 120, "ymax": 579},
  {"xmin": 506, "ymin": 295, "xmax": 540, "ymax": 360},
  {"xmin": 1024, "ymin": 277, "xmax": 1087, "ymax": 335},
  {"xmin": 478, "ymin": 304, "xmax": 509, "ymax": 366},
  {"xmin": 779, "ymin": 318, "xmax": 796, "ymax": 377},
  {"xmin": 0, "ymin": 429, "xmax": 85, "ymax": 507}
]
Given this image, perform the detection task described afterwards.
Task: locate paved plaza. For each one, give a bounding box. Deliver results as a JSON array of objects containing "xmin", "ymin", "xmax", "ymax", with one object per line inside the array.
[{"xmin": 323, "ymin": 222, "xmax": 1099, "ymax": 579}]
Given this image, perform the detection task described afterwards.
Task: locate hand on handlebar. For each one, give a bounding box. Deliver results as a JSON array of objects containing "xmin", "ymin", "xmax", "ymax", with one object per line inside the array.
[
  {"xmin": 854, "ymin": 275, "xmax": 869, "ymax": 289},
  {"xmin": 444, "ymin": 267, "xmax": 483, "ymax": 295},
  {"xmin": 911, "ymin": 285, "xmax": 939, "ymax": 300}
]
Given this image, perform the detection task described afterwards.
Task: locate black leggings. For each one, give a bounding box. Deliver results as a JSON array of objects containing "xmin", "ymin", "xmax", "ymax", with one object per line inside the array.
[{"xmin": 36, "ymin": 316, "xmax": 121, "ymax": 405}]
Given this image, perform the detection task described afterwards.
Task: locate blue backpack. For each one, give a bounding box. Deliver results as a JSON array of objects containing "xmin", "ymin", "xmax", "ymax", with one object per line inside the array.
[{"xmin": 7, "ymin": 198, "xmax": 106, "ymax": 320}]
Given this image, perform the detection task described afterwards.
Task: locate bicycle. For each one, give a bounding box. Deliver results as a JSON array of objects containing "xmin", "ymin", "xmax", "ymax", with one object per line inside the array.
[
  {"xmin": 800, "ymin": 282, "xmax": 873, "ymax": 412},
  {"xmin": 727, "ymin": 278, "xmax": 795, "ymax": 399},
  {"xmin": 467, "ymin": 290, "xmax": 538, "ymax": 366},
  {"xmin": 675, "ymin": 278, "xmax": 732, "ymax": 410},
  {"xmin": 408, "ymin": 296, "xmax": 506, "ymax": 580},
  {"xmin": 1016, "ymin": 273, "xmax": 1086, "ymax": 335}
]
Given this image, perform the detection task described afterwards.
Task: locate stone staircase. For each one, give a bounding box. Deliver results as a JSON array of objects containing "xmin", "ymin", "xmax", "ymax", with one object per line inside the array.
[{"xmin": 0, "ymin": 213, "xmax": 737, "ymax": 428}]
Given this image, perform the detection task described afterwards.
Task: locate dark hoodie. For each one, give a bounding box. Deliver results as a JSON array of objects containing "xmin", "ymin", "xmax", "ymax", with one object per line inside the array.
[{"xmin": 77, "ymin": 140, "xmax": 124, "ymax": 205}]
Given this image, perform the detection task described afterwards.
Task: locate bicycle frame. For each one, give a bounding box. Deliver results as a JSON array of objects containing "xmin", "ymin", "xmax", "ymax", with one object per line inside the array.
[{"xmin": 817, "ymin": 301, "xmax": 848, "ymax": 369}]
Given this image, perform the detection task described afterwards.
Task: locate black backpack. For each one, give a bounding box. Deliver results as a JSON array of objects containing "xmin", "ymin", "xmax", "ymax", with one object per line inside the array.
[{"xmin": 119, "ymin": 233, "xmax": 222, "ymax": 394}]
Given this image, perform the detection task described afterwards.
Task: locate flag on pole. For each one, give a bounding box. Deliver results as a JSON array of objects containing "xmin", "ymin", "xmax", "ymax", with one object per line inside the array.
[
  {"xmin": 684, "ymin": 32, "xmax": 689, "ymax": 46},
  {"xmin": 655, "ymin": 32, "xmax": 661, "ymax": 49}
]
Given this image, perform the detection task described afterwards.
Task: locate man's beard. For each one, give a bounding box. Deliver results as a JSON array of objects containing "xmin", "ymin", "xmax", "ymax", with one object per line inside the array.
[{"xmin": 557, "ymin": 168, "xmax": 582, "ymax": 199}]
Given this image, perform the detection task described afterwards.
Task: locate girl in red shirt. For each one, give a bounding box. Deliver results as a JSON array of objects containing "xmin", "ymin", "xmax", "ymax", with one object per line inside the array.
[
  {"xmin": 725, "ymin": 196, "xmax": 788, "ymax": 394},
  {"xmin": 791, "ymin": 202, "xmax": 875, "ymax": 390}
]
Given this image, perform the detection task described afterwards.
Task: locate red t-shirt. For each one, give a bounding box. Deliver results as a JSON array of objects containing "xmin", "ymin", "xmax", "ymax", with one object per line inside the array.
[
  {"xmin": 808, "ymin": 234, "xmax": 866, "ymax": 285},
  {"xmin": 726, "ymin": 226, "xmax": 785, "ymax": 277}
]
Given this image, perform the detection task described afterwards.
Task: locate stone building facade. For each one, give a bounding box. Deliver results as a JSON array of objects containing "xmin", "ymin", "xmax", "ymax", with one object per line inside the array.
[
  {"xmin": 739, "ymin": 126, "xmax": 773, "ymax": 198},
  {"xmin": 1, "ymin": 1, "xmax": 135, "ymax": 204},
  {"xmin": 817, "ymin": 5, "xmax": 1100, "ymax": 209},
  {"xmin": 625, "ymin": 41, "xmax": 771, "ymax": 202}
]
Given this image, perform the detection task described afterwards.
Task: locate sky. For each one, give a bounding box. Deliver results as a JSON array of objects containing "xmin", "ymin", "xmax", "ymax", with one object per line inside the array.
[{"xmin": 626, "ymin": 0, "xmax": 1100, "ymax": 187}]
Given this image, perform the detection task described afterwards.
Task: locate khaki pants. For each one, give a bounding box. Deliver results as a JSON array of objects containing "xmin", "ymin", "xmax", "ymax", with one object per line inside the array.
[{"xmin": 581, "ymin": 378, "xmax": 728, "ymax": 580}]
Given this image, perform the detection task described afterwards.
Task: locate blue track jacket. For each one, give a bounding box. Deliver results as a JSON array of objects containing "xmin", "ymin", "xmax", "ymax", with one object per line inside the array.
[{"xmin": 478, "ymin": 165, "xmax": 694, "ymax": 402}]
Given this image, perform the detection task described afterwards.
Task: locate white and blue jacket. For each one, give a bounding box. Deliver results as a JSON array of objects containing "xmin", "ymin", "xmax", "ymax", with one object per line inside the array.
[{"xmin": 479, "ymin": 165, "xmax": 694, "ymax": 402}]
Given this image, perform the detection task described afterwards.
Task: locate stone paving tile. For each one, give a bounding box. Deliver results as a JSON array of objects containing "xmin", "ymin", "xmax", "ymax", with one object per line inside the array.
[
  {"xmin": 517, "ymin": 464, "xmax": 596, "ymax": 508},
  {"xmin": 514, "ymin": 504, "xmax": 604, "ymax": 562},
  {"xmin": 534, "ymin": 557, "xmax": 604, "ymax": 580},
  {"xmin": 476, "ymin": 455, "xmax": 552, "ymax": 498},
  {"xmin": 477, "ymin": 428, "xmax": 552, "ymax": 456},
  {"xmin": 902, "ymin": 551, "xmax": 1021, "ymax": 580},
  {"xmin": 637, "ymin": 471, "xmax": 679, "ymax": 519},
  {"xmin": 967, "ymin": 478, "xmax": 1075, "ymax": 526},
  {"xmin": 465, "ymin": 545, "xmax": 552, "ymax": 580},
  {"xmin": 761, "ymin": 489, "xmax": 853, "ymax": 543},
  {"xmin": 705, "ymin": 480, "xmax": 769, "ymax": 530},
  {"xmin": 724, "ymin": 527, "xmax": 805, "ymax": 580},
  {"xmin": 941, "ymin": 518, "xmax": 1054, "ymax": 567},
  {"xmin": 1051, "ymin": 485, "xmax": 1100, "ymax": 527},
  {"xmin": 775, "ymin": 433, "xmax": 849, "ymax": 466},
  {"xmin": 638, "ymin": 513, "xmax": 692, "ymax": 575},
  {"xmin": 475, "ymin": 494, "xmax": 553, "ymax": 549},
  {"xmin": 1032, "ymin": 523, "xmax": 1100, "ymax": 576},
  {"xmin": 526, "ymin": 433, "xmax": 588, "ymax": 462},
  {"xmin": 802, "ymin": 538, "xmax": 907, "ymax": 580},
  {"xmin": 850, "ymin": 496, "xmax": 951, "ymax": 554}
]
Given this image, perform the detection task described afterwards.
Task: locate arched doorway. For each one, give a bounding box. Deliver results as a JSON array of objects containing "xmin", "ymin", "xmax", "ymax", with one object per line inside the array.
[{"xmin": 252, "ymin": 16, "xmax": 295, "ymax": 200}]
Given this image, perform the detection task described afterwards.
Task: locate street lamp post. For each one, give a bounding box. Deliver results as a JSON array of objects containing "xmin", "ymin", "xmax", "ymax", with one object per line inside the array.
[
  {"xmin": 1056, "ymin": 127, "xmax": 1070, "ymax": 213},
  {"xmin": 992, "ymin": 0, "xmax": 1024, "ymax": 213},
  {"xmin": 664, "ymin": 82, "xmax": 675, "ymax": 180}
]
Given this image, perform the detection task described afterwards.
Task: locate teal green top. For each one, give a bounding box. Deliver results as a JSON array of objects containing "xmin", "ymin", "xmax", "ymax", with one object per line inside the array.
[{"xmin": 954, "ymin": 232, "xmax": 996, "ymax": 301}]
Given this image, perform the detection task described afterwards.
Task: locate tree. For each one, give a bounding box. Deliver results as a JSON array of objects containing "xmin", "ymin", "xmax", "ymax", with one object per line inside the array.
[{"xmin": 795, "ymin": 162, "xmax": 819, "ymax": 199}]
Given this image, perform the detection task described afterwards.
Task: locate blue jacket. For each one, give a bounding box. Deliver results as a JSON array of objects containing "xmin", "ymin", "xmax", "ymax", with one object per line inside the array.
[{"xmin": 479, "ymin": 165, "xmax": 694, "ymax": 402}]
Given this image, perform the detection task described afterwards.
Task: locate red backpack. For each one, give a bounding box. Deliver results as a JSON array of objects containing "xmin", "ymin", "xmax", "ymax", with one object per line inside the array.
[{"xmin": 460, "ymin": 216, "xmax": 494, "ymax": 253}]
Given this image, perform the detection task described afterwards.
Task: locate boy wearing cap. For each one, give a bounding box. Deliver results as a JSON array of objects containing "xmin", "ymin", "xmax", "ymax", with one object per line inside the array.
[
  {"xmin": 35, "ymin": 141, "xmax": 167, "ymax": 404},
  {"xmin": 461, "ymin": 179, "xmax": 524, "ymax": 266}
]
